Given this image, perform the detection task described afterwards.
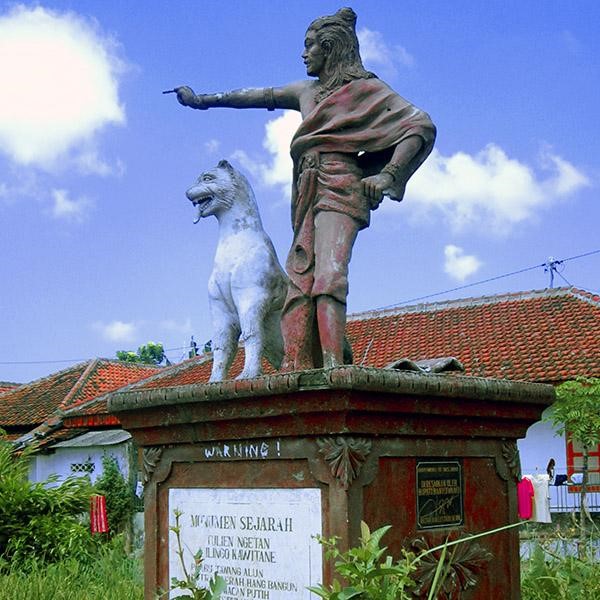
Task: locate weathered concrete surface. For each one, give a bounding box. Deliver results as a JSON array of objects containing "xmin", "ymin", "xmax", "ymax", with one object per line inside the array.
[{"xmin": 109, "ymin": 366, "xmax": 554, "ymax": 599}]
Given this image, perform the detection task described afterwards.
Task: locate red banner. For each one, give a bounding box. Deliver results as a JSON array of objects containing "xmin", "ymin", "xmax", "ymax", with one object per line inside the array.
[{"xmin": 90, "ymin": 494, "xmax": 109, "ymax": 533}]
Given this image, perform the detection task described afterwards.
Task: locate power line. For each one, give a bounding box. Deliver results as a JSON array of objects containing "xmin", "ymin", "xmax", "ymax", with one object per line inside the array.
[
  {"xmin": 561, "ymin": 248, "xmax": 600, "ymax": 263},
  {"xmin": 373, "ymin": 264, "xmax": 544, "ymax": 310},
  {"xmin": 0, "ymin": 345, "xmax": 191, "ymax": 366},
  {"xmin": 372, "ymin": 248, "xmax": 600, "ymax": 311},
  {"xmin": 1, "ymin": 249, "xmax": 598, "ymax": 366},
  {"xmin": 0, "ymin": 358, "xmax": 91, "ymax": 366}
]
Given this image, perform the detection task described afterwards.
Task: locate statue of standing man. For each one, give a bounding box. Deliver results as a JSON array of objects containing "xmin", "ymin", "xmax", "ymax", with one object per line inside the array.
[{"xmin": 174, "ymin": 7, "xmax": 436, "ymax": 371}]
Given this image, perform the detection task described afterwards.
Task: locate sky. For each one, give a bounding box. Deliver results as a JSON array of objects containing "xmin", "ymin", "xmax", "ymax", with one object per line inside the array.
[{"xmin": 1, "ymin": 0, "xmax": 598, "ymax": 384}]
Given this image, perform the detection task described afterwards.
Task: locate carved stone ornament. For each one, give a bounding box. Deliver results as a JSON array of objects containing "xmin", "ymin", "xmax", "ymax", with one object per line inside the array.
[
  {"xmin": 495, "ymin": 440, "xmax": 522, "ymax": 482},
  {"xmin": 316, "ymin": 437, "xmax": 372, "ymax": 489},
  {"xmin": 142, "ymin": 446, "xmax": 164, "ymax": 486},
  {"xmin": 410, "ymin": 535, "xmax": 493, "ymax": 599}
]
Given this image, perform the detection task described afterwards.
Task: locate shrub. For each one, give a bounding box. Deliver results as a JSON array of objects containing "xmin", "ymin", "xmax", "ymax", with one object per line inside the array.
[
  {"xmin": 94, "ymin": 454, "xmax": 135, "ymax": 536},
  {"xmin": 0, "ymin": 433, "xmax": 99, "ymax": 568},
  {"xmin": 310, "ymin": 521, "xmax": 522, "ymax": 600},
  {"xmin": 521, "ymin": 540, "xmax": 600, "ymax": 600},
  {"xmin": 308, "ymin": 522, "xmax": 418, "ymax": 599}
]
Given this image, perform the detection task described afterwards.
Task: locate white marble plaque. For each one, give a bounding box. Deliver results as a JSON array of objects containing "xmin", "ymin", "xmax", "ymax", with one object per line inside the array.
[{"xmin": 169, "ymin": 488, "xmax": 322, "ymax": 599}]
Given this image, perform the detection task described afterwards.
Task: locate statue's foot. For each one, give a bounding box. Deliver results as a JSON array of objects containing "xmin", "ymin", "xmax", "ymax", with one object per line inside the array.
[
  {"xmin": 322, "ymin": 351, "xmax": 344, "ymax": 370},
  {"xmin": 281, "ymin": 354, "xmax": 314, "ymax": 372},
  {"xmin": 236, "ymin": 369, "xmax": 262, "ymax": 380}
]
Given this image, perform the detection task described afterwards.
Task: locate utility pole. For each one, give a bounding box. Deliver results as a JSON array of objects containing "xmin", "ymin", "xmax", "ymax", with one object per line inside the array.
[
  {"xmin": 188, "ymin": 335, "xmax": 198, "ymax": 359},
  {"xmin": 544, "ymin": 256, "xmax": 563, "ymax": 288}
]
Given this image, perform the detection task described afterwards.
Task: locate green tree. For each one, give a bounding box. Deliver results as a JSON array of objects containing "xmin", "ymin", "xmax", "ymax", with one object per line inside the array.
[
  {"xmin": 116, "ymin": 342, "xmax": 167, "ymax": 365},
  {"xmin": 95, "ymin": 455, "xmax": 135, "ymax": 538},
  {"xmin": 548, "ymin": 377, "xmax": 600, "ymax": 551}
]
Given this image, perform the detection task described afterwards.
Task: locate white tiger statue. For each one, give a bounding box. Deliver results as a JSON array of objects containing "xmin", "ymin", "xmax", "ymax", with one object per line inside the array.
[{"xmin": 186, "ymin": 160, "xmax": 287, "ymax": 381}]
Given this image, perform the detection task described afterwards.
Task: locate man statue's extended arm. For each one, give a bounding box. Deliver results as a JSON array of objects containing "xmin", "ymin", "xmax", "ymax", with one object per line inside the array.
[{"xmin": 175, "ymin": 83, "xmax": 304, "ymax": 111}]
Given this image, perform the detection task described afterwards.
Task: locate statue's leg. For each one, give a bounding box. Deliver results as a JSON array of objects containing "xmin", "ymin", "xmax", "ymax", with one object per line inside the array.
[
  {"xmin": 236, "ymin": 288, "xmax": 269, "ymax": 380},
  {"xmin": 209, "ymin": 297, "xmax": 240, "ymax": 382},
  {"xmin": 280, "ymin": 295, "xmax": 318, "ymax": 371},
  {"xmin": 313, "ymin": 210, "xmax": 360, "ymax": 368},
  {"xmin": 263, "ymin": 308, "xmax": 284, "ymax": 370},
  {"xmin": 315, "ymin": 295, "xmax": 347, "ymax": 369}
]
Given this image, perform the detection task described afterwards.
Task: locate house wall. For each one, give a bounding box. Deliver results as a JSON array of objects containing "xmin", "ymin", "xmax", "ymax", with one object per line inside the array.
[
  {"xmin": 29, "ymin": 442, "xmax": 130, "ymax": 485},
  {"xmin": 517, "ymin": 408, "xmax": 566, "ymax": 476}
]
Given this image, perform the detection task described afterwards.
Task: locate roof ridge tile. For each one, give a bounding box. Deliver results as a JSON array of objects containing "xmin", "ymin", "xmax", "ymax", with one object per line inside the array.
[
  {"xmin": 568, "ymin": 287, "xmax": 600, "ymax": 307},
  {"xmin": 63, "ymin": 364, "xmax": 166, "ymax": 417},
  {"xmin": 96, "ymin": 357, "xmax": 166, "ymax": 370},
  {"xmin": 348, "ymin": 287, "xmax": 574, "ymax": 321},
  {"xmin": 0, "ymin": 361, "xmax": 91, "ymax": 399},
  {"xmin": 60, "ymin": 359, "xmax": 101, "ymax": 409},
  {"xmin": 117, "ymin": 354, "xmax": 213, "ymax": 390}
]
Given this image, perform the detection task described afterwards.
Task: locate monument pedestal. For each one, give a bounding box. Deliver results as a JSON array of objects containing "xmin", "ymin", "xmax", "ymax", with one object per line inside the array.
[{"xmin": 109, "ymin": 366, "xmax": 554, "ymax": 599}]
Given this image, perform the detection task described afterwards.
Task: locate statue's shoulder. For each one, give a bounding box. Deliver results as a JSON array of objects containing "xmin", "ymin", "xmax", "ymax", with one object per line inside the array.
[
  {"xmin": 295, "ymin": 80, "xmax": 321, "ymax": 115},
  {"xmin": 273, "ymin": 79, "xmax": 315, "ymax": 113}
]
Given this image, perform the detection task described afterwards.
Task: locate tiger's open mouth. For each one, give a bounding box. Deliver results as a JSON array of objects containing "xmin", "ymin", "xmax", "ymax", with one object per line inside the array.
[{"xmin": 189, "ymin": 193, "xmax": 214, "ymax": 223}]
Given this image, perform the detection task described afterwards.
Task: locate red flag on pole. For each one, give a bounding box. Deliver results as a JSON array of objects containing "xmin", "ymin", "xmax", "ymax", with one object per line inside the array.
[{"xmin": 90, "ymin": 494, "xmax": 109, "ymax": 533}]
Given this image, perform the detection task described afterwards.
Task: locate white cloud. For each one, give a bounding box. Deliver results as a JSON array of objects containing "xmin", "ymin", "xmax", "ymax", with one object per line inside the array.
[
  {"xmin": 74, "ymin": 147, "xmax": 125, "ymax": 177},
  {"xmin": 160, "ymin": 318, "xmax": 193, "ymax": 335},
  {"xmin": 231, "ymin": 110, "xmax": 300, "ymax": 200},
  {"xmin": 50, "ymin": 190, "xmax": 93, "ymax": 223},
  {"xmin": 204, "ymin": 139, "xmax": 220, "ymax": 154},
  {"xmin": 0, "ymin": 6, "xmax": 125, "ymax": 169},
  {"xmin": 357, "ymin": 27, "xmax": 414, "ymax": 78},
  {"xmin": 50, "ymin": 188, "xmax": 93, "ymax": 222},
  {"xmin": 398, "ymin": 145, "xmax": 589, "ymax": 232},
  {"xmin": 444, "ymin": 245, "xmax": 482, "ymax": 281},
  {"xmin": 0, "ymin": 173, "xmax": 35, "ymax": 205},
  {"xmin": 93, "ymin": 320, "xmax": 137, "ymax": 343},
  {"xmin": 0, "ymin": 168, "xmax": 40, "ymax": 205}
]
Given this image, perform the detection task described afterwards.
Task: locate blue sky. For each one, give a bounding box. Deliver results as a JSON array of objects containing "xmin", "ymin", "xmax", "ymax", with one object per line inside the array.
[{"xmin": 1, "ymin": 0, "xmax": 598, "ymax": 383}]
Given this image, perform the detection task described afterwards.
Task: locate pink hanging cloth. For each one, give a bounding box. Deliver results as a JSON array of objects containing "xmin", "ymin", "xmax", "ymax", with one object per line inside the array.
[{"xmin": 517, "ymin": 477, "xmax": 535, "ymax": 520}]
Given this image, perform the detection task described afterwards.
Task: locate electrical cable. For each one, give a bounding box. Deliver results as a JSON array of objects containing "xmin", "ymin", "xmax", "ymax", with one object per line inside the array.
[
  {"xmin": 0, "ymin": 345, "xmax": 191, "ymax": 366},
  {"xmin": 2, "ymin": 249, "xmax": 598, "ymax": 366},
  {"xmin": 371, "ymin": 248, "xmax": 599, "ymax": 311},
  {"xmin": 372, "ymin": 263, "xmax": 544, "ymax": 311}
]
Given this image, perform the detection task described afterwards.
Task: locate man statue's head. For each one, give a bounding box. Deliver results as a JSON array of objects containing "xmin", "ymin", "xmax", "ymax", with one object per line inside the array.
[{"xmin": 306, "ymin": 7, "xmax": 374, "ymax": 96}]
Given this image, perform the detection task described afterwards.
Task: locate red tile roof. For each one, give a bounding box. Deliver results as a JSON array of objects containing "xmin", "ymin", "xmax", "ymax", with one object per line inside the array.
[
  {"xmin": 1, "ymin": 432, "xmax": 26, "ymax": 442},
  {"xmin": 105, "ymin": 287, "xmax": 600, "ymax": 395},
  {"xmin": 346, "ymin": 287, "xmax": 600, "ymax": 383},
  {"xmin": 0, "ymin": 382, "xmax": 20, "ymax": 394},
  {"xmin": 0, "ymin": 359, "xmax": 161, "ymax": 430}
]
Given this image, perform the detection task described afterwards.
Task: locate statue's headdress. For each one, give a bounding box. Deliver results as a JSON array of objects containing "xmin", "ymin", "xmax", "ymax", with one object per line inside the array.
[{"xmin": 308, "ymin": 7, "xmax": 375, "ymax": 101}]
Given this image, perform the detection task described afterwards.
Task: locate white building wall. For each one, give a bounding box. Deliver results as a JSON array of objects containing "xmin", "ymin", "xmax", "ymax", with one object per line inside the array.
[
  {"xmin": 517, "ymin": 407, "xmax": 567, "ymax": 476},
  {"xmin": 29, "ymin": 443, "xmax": 130, "ymax": 485}
]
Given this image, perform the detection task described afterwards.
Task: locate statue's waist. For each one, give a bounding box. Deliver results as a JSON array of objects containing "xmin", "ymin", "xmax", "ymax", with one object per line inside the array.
[{"xmin": 298, "ymin": 151, "xmax": 360, "ymax": 174}]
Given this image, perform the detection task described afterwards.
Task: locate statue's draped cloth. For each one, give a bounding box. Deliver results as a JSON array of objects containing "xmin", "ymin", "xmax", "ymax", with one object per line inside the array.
[{"xmin": 285, "ymin": 78, "xmax": 436, "ymax": 304}]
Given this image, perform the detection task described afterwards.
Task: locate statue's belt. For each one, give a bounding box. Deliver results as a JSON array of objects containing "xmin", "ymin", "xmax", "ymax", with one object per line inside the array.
[{"xmin": 298, "ymin": 151, "xmax": 359, "ymax": 174}]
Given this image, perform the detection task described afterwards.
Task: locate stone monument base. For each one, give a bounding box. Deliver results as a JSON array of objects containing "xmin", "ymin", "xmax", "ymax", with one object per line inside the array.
[{"xmin": 108, "ymin": 366, "xmax": 554, "ymax": 599}]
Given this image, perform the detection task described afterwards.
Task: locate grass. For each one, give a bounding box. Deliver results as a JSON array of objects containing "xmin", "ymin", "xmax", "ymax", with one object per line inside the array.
[
  {"xmin": 521, "ymin": 544, "xmax": 600, "ymax": 600},
  {"xmin": 2, "ymin": 530, "xmax": 599, "ymax": 600},
  {"xmin": 0, "ymin": 538, "xmax": 143, "ymax": 600},
  {"xmin": 520, "ymin": 522, "xmax": 600, "ymax": 600}
]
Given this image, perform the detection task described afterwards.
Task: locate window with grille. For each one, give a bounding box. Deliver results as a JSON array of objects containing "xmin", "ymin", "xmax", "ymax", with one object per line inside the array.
[{"xmin": 70, "ymin": 460, "xmax": 95, "ymax": 474}]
